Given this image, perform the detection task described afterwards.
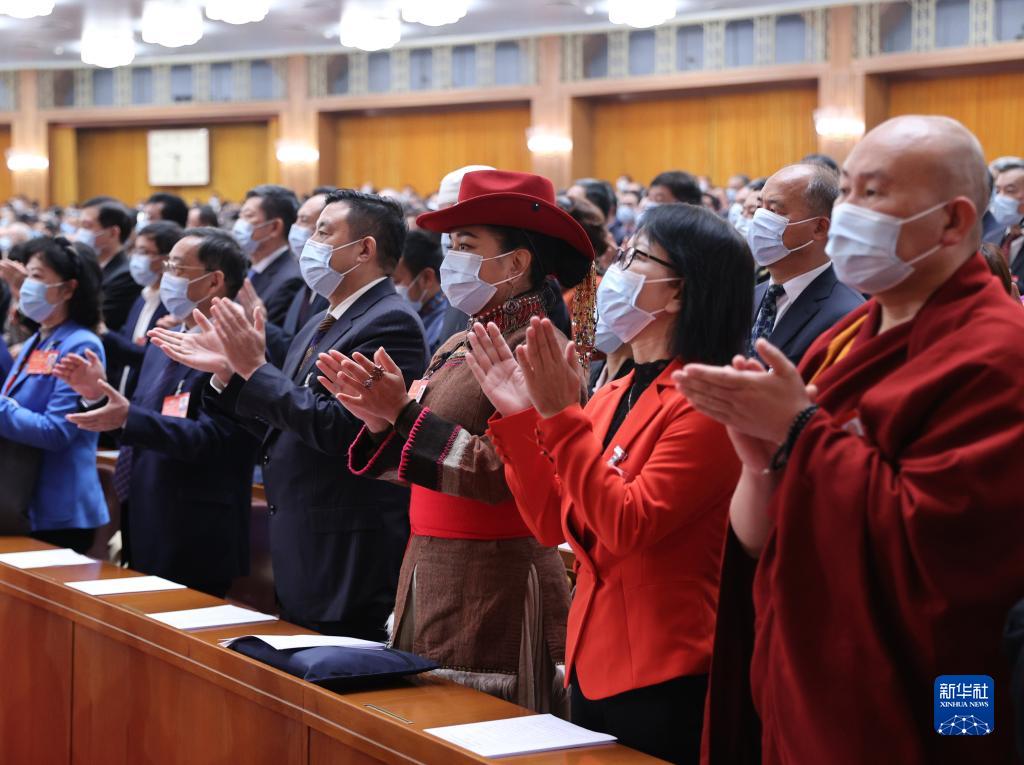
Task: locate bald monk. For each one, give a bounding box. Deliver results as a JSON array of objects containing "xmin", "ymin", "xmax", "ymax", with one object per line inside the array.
[{"xmin": 676, "ymin": 115, "xmax": 1024, "ymax": 763}]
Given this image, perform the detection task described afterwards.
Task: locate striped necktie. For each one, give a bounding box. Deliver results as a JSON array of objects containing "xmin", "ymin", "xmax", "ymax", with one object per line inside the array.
[{"xmin": 299, "ymin": 313, "xmax": 337, "ymax": 372}]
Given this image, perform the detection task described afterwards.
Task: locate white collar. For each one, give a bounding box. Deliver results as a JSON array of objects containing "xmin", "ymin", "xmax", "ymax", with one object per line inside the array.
[
  {"xmin": 770, "ymin": 261, "xmax": 832, "ymax": 304},
  {"xmin": 249, "ymin": 245, "xmax": 290, "ymax": 274},
  {"xmin": 329, "ymin": 276, "xmax": 388, "ymax": 321}
]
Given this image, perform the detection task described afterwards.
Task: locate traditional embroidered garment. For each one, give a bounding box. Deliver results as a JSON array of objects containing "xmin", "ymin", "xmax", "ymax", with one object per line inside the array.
[
  {"xmin": 704, "ymin": 253, "xmax": 1024, "ymax": 764},
  {"xmin": 349, "ymin": 290, "xmax": 571, "ymax": 712}
]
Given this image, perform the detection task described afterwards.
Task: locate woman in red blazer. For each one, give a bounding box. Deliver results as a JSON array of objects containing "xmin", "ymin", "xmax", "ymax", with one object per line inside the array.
[{"xmin": 465, "ymin": 203, "xmax": 754, "ymax": 764}]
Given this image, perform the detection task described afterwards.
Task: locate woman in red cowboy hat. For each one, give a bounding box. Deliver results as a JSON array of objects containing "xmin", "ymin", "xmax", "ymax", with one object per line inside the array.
[{"xmin": 315, "ymin": 170, "xmax": 596, "ymax": 713}]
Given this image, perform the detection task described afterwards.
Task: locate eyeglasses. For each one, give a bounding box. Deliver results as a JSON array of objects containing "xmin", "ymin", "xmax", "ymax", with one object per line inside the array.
[
  {"xmin": 613, "ymin": 246, "xmax": 674, "ymax": 271},
  {"xmin": 163, "ymin": 261, "xmax": 207, "ymax": 278}
]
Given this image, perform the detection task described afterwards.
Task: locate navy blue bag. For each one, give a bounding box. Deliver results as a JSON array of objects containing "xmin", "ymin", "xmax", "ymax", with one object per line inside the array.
[{"xmin": 229, "ymin": 638, "xmax": 438, "ymax": 691}]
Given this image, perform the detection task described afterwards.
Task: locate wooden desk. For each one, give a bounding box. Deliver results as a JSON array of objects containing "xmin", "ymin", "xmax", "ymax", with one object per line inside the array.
[{"xmin": 0, "ymin": 537, "xmax": 662, "ymax": 765}]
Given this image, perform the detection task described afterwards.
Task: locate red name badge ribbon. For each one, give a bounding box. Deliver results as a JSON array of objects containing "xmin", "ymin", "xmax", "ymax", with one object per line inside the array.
[
  {"xmin": 161, "ymin": 381, "xmax": 190, "ymax": 418},
  {"xmin": 26, "ymin": 350, "xmax": 59, "ymax": 375}
]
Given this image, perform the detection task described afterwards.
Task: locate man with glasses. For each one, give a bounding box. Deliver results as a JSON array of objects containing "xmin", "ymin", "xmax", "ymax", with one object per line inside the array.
[
  {"xmin": 58, "ymin": 227, "xmax": 257, "ymax": 597},
  {"xmin": 101, "ymin": 220, "xmax": 182, "ymax": 399}
]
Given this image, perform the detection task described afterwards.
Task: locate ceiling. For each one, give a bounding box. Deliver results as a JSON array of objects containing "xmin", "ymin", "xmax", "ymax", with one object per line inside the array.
[{"xmin": 0, "ymin": 0, "xmax": 859, "ymax": 69}]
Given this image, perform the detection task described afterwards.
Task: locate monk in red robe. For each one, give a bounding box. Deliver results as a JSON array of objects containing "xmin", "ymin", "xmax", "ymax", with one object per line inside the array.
[{"xmin": 675, "ymin": 115, "xmax": 1024, "ymax": 763}]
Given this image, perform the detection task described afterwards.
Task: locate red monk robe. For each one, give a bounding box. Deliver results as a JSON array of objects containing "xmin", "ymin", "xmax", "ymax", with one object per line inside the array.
[{"xmin": 706, "ymin": 253, "xmax": 1024, "ymax": 764}]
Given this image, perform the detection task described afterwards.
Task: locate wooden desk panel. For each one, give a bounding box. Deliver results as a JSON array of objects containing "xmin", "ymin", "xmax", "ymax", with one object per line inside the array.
[
  {"xmin": 0, "ymin": 592, "xmax": 72, "ymax": 765},
  {"xmin": 0, "ymin": 537, "xmax": 664, "ymax": 764}
]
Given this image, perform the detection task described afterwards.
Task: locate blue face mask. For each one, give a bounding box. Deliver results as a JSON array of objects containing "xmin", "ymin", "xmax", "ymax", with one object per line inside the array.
[
  {"xmin": 990, "ymin": 194, "xmax": 1022, "ymax": 228},
  {"xmin": 130, "ymin": 252, "xmax": 160, "ymax": 287},
  {"xmin": 74, "ymin": 228, "xmax": 96, "ymax": 249},
  {"xmin": 233, "ymin": 218, "xmax": 273, "ymax": 257},
  {"xmin": 288, "ymin": 224, "xmax": 313, "ymax": 256},
  {"xmin": 616, "ymin": 206, "xmax": 637, "ymax": 226},
  {"xmin": 159, "ymin": 271, "xmax": 212, "ymax": 319},
  {"xmin": 0, "ymin": 236, "xmax": 11, "ymax": 254},
  {"xmin": 19, "ymin": 278, "xmax": 65, "ymax": 323},
  {"xmin": 299, "ymin": 238, "xmax": 363, "ymax": 299}
]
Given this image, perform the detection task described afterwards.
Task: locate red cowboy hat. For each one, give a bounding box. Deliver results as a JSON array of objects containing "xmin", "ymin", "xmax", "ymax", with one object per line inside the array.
[{"xmin": 417, "ymin": 170, "xmax": 595, "ymax": 287}]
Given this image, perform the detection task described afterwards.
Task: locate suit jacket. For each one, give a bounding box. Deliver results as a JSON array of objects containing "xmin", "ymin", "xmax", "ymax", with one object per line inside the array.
[
  {"xmin": 753, "ymin": 265, "xmax": 864, "ymax": 368},
  {"xmin": 120, "ymin": 343, "xmax": 256, "ymax": 593},
  {"xmin": 205, "ymin": 278, "xmax": 429, "ymax": 630},
  {"xmin": 250, "ymin": 249, "xmax": 303, "ymax": 327},
  {"xmin": 0, "ymin": 336, "xmax": 11, "ymax": 379},
  {"xmin": 101, "ymin": 251, "xmax": 142, "ymax": 332},
  {"xmin": 0, "ymin": 321, "xmax": 109, "ymax": 531},
  {"xmin": 103, "ymin": 291, "xmax": 169, "ymax": 399},
  {"xmin": 488, "ymin": 360, "xmax": 740, "ymax": 700},
  {"xmin": 264, "ymin": 283, "xmax": 328, "ymax": 368}
]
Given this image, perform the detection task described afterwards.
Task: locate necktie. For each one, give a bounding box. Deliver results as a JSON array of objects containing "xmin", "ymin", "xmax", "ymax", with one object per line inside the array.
[
  {"xmin": 112, "ymin": 357, "xmax": 186, "ymax": 503},
  {"xmin": 298, "ymin": 314, "xmax": 337, "ymax": 373},
  {"xmin": 1001, "ymin": 232, "xmax": 1021, "ymax": 262},
  {"xmin": 748, "ymin": 284, "xmax": 786, "ymax": 357}
]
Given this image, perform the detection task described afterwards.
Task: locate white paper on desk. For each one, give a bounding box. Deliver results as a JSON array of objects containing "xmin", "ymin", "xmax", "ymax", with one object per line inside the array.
[
  {"xmin": 218, "ymin": 634, "xmax": 384, "ymax": 650},
  {"xmin": 96, "ymin": 449, "xmax": 119, "ymax": 459},
  {"xmin": 424, "ymin": 713, "xmax": 616, "ymax": 758},
  {"xmin": 148, "ymin": 604, "xmax": 277, "ymax": 630},
  {"xmin": 67, "ymin": 575, "xmax": 185, "ymax": 596},
  {"xmin": 0, "ymin": 548, "xmax": 95, "ymax": 569}
]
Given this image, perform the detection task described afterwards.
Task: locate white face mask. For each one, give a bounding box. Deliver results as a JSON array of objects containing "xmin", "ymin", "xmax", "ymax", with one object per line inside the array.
[
  {"xmin": 734, "ymin": 215, "xmax": 752, "ymax": 238},
  {"xmin": 596, "ymin": 263, "xmax": 680, "ymax": 346},
  {"xmin": 288, "ymin": 224, "xmax": 313, "ymax": 255},
  {"xmin": 747, "ymin": 208, "xmax": 817, "ymax": 267},
  {"xmin": 299, "ymin": 238, "xmax": 363, "ymax": 299},
  {"xmin": 989, "ymin": 193, "xmax": 1022, "ymax": 228},
  {"xmin": 439, "ymin": 248, "xmax": 519, "ymax": 316},
  {"xmin": 395, "ymin": 271, "xmax": 424, "ymax": 312},
  {"xmin": 826, "ymin": 200, "xmax": 949, "ymax": 295},
  {"xmin": 727, "ymin": 202, "xmax": 743, "ymax": 226}
]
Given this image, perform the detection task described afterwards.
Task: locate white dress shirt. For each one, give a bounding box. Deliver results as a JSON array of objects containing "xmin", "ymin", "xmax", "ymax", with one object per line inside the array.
[
  {"xmin": 768, "ymin": 262, "xmax": 832, "ymax": 329},
  {"xmin": 249, "ymin": 245, "xmax": 290, "ymax": 274}
]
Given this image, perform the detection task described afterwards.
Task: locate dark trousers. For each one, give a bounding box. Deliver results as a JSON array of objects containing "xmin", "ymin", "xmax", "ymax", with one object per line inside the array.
[
  {"xmin": 31, "ymin": 527, "xmax": 96, "ymax": 555},
  {"xmin": 570, "ymin": 671, "xmax": 708, "ymax": 765}
]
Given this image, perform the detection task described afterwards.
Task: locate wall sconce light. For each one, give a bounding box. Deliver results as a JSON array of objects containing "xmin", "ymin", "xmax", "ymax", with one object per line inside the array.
[
  {"xmin": 814, "ymin": 108, "xmax": 865, "ymax": 141},
  {"xmin": 526, "ymin": 129, "xmax": 573, "ymax": 155},
  {"xmin": 275, "ymin": 142, "xmax": 320, "ymax": 164},
  {"xmin": 5, "ymin": 151, "xmax": 50, "ymax": 172}
]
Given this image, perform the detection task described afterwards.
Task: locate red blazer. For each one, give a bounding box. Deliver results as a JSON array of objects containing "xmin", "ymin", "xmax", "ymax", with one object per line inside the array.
[{"xmin": 488, "ymin": 360, "xmax": 740, "ymax": 700}]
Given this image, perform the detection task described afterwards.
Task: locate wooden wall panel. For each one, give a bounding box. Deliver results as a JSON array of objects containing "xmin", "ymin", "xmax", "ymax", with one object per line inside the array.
[
  {"xmin": 588, "ymin": 84, "xmax": 819, "ymax": 185},
  {"xmin": 0, "ymin": 126, "xmax": 12, "ymax": 202},
  {"xmin": 73, "ymin": 121, "xmax": 273, "ymax": 206},
  {"xmin": 887, "ymin": 70, "xmax": 1024, "ymax": 161},
  {"xmin": 0, "ymin": 593, "xmax": 72, "ymax": 765},
  {"xmin": 326, "ymin": 105, "xmax": 532, "ymax": 194}
]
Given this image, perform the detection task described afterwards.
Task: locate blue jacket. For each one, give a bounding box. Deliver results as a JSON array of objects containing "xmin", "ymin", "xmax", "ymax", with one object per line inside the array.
[
  {"xmin": 120, "ymin": 343, "xmax": 256, "ymax": 593},
  {"xmin": 103, "ymin": 290, "xmax": 169, "ymax": 399},
  {"xmin": 0, "ymin": 321, "xmax": 109, "ymax": 531}
]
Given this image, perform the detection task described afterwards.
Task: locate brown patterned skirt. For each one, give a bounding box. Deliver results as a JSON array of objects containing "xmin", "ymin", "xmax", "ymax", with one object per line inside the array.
[{"xmin": 391, "ymin": 534, "xmax": 570, "ymax": 714}]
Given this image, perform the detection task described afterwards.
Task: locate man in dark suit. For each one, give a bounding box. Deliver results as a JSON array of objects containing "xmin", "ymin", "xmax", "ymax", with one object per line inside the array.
[
  {"xmin": 102, "ymin": 221, "xmax": 181, "ymax": 398},
  {"xmin": 76, "ymin": 196, "xmax": 141, "ymax": 331},
  {"xmin": 264, "ymin": 192, "xmax": 330, "ymax": 366},
  {"xmin": 233, "ymin": 184, "xmax": 303, "ymax": 326},
  {"xmin": 747, "ymin": 163, "xmax": 864, "ymax": 367},
  {"xmin": 59, "ymin": 228, "xmax": 256, "ymax": 597},
  {"xmin": 152, "ymin": 190, "xmax": 429, "ymax": 639},
  {"xmin": 991, "ymin": 162, "xmax": 1024, "ymax": 285}
]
